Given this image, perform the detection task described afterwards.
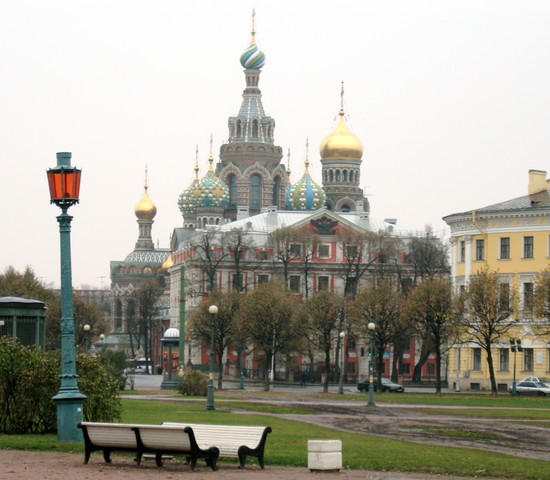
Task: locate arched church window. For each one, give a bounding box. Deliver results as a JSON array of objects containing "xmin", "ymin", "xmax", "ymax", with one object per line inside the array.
[
  {"xmin": 343, "ymin": 170, "xmax": 348, "ymax": 182},
  {"xmin": 250, "ymin": 174, "xmax": 261, "ymax": 209},
  {"xmin": 252, "ymin": 120, "xmax": 259, "ymax": 137},
  {"xmin": 236, "ymin": 120, "xmax": 242, "ymax": 137},
  {"xmin": 329, "ymin": 170, "xmax": 334, "ymax": 182},
  {"xmin": 335, "ymin": 170, "xmax": 341, "ymax": 182},
  {"xmin": 228, "ymin": 174, "xmax": 237, "ymax": 206},
  {"xmin": 114, "ymin": 299, "xmax": 122, "ymax": 332},
  {"xmin": 341, "ymin": 204, "xmax": 351, "ymax": 212},
  {"xmin": 273, "ymin": 176, "xmax": 280, "ymax": 206}
]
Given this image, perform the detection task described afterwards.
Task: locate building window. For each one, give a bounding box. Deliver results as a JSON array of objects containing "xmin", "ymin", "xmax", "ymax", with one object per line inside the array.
[
  {"xmin": 317, "ymin": 276, "xmax": 329, "ymax": 291},
  {"xmin": 289, "ymin": 275, "xmax": 301, "ymax": 293},
  {"xmin": 345, "ymin": 245, "xmax": 358, "ymax": 259},
  {"xmin": 289, "ymin": 244, "xmax": 302, "ymax": 257},
  {"xmin": 257, "ymin": 274, "xmax": 269, "ymax": 285},
  {"xmin": 250, "ymin": 174, "xmax": 261, "ymax": 209},
  {"xmin": 400, "ymin": 363, "xmax": 411, "ymax": 375},
  {"xmin": 499, "ymin": 348, "xmax": 509, "ymax": 371},
  {"xmin": 523, "ymin": 348, "xmax": 534, "ymax": 371},
  {"xmin": 378, "ymin": 253, "xmax": 387, "ymax": 264},
  {"xmin": 500, "ymin": 237, "xmax": 510, "ymax": 260},
  {"xmin": 499, "ymin": 283, "xmax": 510, "ymax": 311},
  {"xmin": 475, "ymin": 239, "xmax": 484, "ymax": 261},
  {"xmin": 523, "ymin": 236, "xmax": 534, "ymax": 259},
  {"xmin": 523, "ymin": 282, "xmax": 534, "ymax": 311},
  {"xmin": 258, "ymin": 250, "xmax": 269, "ymax": 261},
  {"xmin": 232, "ymin": 274, "xmax": 243, "ymax": 291},
  {"xmin": 473, "ymin": 348, "xmax": 482, "ymax": 370},
  {"xmin": 427, "ymin": 363, "xmax": 435, "ymax": 376},
  {"xmin": 228, "ymin": 174, "xmax": 237, "ymax": 206},
  {"xmin": 459, "ymin": 240, "xmax": 465, "ymax": 262},
  {"xmin": 344, "ymin": 277, "xmax": 357, "ymax": 296},
  {"xmin": 318, "ymin": 244, "xmax": 330, "ymax": 258},
  {"xmin": 272, "ymin": 176, "xmax": 280, "ymax": 206}
]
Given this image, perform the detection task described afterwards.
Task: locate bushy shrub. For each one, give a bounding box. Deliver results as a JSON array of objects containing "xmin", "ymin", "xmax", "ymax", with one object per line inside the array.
[
  {"xmin": 98, "ymin": 349, "xmax": 127, "ymax": 390},
  {"xmin": 177, "ymin": 369, "xmax": 208, "ymax": 396},
  {"xmin": 76, "ymin": 352, "xmax": 122, "ymax": 422},
  {"xmin": 0, "ymin": 338, "xmax": 58, "ymax": 433},
  {"xmin": 0, "ymin": 338, "xmax": 122, "ymax": 434}
]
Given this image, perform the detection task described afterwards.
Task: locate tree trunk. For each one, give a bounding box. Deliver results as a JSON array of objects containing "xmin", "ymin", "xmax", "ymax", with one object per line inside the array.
[{"xmin": 485, "ymin": 346, "xmax": 498, "ymax": 396}]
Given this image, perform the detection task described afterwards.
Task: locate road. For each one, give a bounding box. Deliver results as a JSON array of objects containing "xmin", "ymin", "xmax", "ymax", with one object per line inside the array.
[{"xmin": 129, "ymin": 374, "xmax": 436, "ymax": 394}]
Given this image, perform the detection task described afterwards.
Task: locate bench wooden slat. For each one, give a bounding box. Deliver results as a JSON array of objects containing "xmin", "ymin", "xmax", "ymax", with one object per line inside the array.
[{"xmin": 162, "ymin": 422, "xmax": 272, "ymax": 469}]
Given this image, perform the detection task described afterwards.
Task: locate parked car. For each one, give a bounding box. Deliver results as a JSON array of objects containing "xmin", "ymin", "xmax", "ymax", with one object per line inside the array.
[
  {"xmin": 521, "ymin": 376, "xmax": 550, "ymax": 386},
  {"xmin": 357, "ymin": 378, "xmax": 405, "ymax": 393},
  {"xmin": 513, "ymin": 380, "xmax": 550, "ymax": 396}
]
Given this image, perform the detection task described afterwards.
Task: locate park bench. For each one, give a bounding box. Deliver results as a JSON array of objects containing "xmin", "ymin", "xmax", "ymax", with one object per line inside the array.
[
  {"xmin": 78, "ymin": 422, "xmax": 219, "ymax": 471},
  {"xmin": 163, "ymin": 422, "xmax": 272, "ymax": 469}
]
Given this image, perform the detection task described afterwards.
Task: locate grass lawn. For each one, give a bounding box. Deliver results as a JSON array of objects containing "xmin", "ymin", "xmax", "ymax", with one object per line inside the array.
[{"xmin": 1, "ymin": 394, "xmax": 550, "ymax": 479}]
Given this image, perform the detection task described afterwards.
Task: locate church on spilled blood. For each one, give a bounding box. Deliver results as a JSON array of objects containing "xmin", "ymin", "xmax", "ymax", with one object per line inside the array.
[{"xmin": 110, "ymin": 16, "xmax": 429, "ymax": 384}]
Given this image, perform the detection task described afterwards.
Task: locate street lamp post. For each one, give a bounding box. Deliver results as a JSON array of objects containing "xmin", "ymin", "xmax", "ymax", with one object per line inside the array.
[
  {"xmin": 237, "ymin": 344, "xmax": 245, "ymax": 390},
  {"xmin": 47, "ymin": 152, "xmax": 86, "ymax": 442},
  {"xmin": 83, "ymin": 324, "xmax": 91, "ymax": 351},
  {"xmin": 367, "ymin": 322, "xmax": 376, "ymax": 407},
  {"xmin": 510, "ymin": 338, "xmax": 522, "ymax": 396},
  {"xmin": 206, "ymin": 304, "xmax": 218, "ymax": 410},
  {"xmin": 338, "ymin": 331, "xmax": 346, "ymax": 394}
]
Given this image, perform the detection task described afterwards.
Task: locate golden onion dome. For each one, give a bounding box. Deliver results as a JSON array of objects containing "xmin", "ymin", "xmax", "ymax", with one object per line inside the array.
[
  {"xmin": 161, "ymin": 254, "xmax": 173, "ymax": 270},
  {"xmin": 320, "ymin": 109, "xmax": 363, "ymax": 160},
  {"xmin": 134, "ymin": 186, "xmax": 157, "ymax": 220}
]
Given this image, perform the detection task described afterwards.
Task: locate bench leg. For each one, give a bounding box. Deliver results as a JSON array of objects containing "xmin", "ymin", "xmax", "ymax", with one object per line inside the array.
[
  {"xmin": 155, "ymin": 453, "xmax": 163, "ymax": 467},
  {"xmin": 103, "ymin": 449, "xmax": 112, "ymax": 464}
]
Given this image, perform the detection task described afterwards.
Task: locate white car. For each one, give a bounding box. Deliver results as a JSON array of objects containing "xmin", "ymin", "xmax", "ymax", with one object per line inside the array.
[{"xmin": 514, "ymin": 380, "xmax": 550, "ymax": 396}]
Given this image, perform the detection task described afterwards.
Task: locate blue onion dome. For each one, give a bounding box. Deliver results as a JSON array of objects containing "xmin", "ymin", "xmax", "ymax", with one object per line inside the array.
[
  {"xmin": 178, "ymin": 153, "xmax": 201, "ymax": 214},
  {"xmin": 240, "ymin": 27, "xmax": 265, "ymax": 69},
  {"xmin": 287, "ymin": 147, "xmax": 325, "ymax": 211},
  {"xmin": 195, "ymin": 153, "xmax": 229, "ymax": 208}
]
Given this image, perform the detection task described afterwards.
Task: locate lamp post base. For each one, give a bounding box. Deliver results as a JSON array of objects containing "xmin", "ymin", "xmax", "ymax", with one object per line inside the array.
[
  {"xmin": 52, "ymin": 392, "xmax": 87, "ymax": 443},
  {"xmin": 206, "ymin": 382, "xmax": 215, "ymax": 410}
]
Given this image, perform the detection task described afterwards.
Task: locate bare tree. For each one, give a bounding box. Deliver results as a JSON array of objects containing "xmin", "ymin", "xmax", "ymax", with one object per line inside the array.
[
  {"xmin": 130, "ymin": 279, "xmax": 163, "ymax": 374},
  {"xmin": 189, "ymin": 289, "xmax": 241, "ymax": 389},
  {"xmin": 408, "ymin": 226, "xmax": 450, "ymax": 283},
  {"xmin": 300, "ymin": 291, "xmax": 346, "ymax": 392},
  {"xmin": 269, "ymin": 226, "xmax": 300, "ymax": 284},
  {"xmin": 337, "ymin": 230, "xmax": 403, "ymax": 297},
  {"xmin": 349, "ymin": 279, "xmax": 404, "ymax": 389},
  {"xmin": 190, "ymin": 230, "xmax": 228, "ymax": 293},
  {"xmin": 237, "ymin": 280, "xmax": 300, "ymax": 390},
  {"xmin": 459, "ymin": 268, "xmax": 517, "ymax": 396},
  {"xmin": 404, "ymin": 278, "xmax": 457, "ymax": 394},
  {"xmin": 223, "ymin": 227, "xmax": 255, "ymax": 292}
]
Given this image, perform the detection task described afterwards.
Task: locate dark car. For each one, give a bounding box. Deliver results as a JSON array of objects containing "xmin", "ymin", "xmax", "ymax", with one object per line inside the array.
[
  {"xmin": 513, "ymin": 381, "xmax": 550, "ymax": 396},
  {"xmin": 357, "ymin": 378, "xmax": 405, "ymax": 393}
]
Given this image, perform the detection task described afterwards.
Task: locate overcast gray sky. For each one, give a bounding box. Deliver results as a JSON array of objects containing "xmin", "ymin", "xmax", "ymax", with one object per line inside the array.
[{"xmin": 1, "ymin": 0, "xmax": 548, "ymax": 288}]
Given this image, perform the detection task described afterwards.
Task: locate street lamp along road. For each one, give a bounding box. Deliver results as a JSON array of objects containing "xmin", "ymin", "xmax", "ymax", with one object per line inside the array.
[
  {"xmin": 338, "ymin": 331, "xmax": 346, "ymax": 394},
  {"xmin": 47, "ymin": 152, "xmax": 87, "ymax": 443},
  {"xmin": 206, "ymin": 304, "xmax": 218, "ymax": 410},
  {"xmin": 367, "ymin": 322, "xmax": 376, "ymax": 407}
]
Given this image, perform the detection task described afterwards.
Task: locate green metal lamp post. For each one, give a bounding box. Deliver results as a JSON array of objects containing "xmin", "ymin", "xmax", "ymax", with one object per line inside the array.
[
  {"xmin": 237, "ymin": 344, "xmax": 245, "ymax": 390},
  {"xmin": 338, "ymin": 331, "xmax": 346, "ymax": 394},
  {"xmin": 206, "ymin": 304, "xmax": 218, "ymax": 410},
  {"xmin": 510, "ymin": 338, "xmax": 522, "ymax": 396},
  {"xmin": 367, "ymin": 322, "xmax": 376, "ymax": 407},
  {"xmin": 47, "ymin": 152, "xmax": 87, "ymax": 442}
]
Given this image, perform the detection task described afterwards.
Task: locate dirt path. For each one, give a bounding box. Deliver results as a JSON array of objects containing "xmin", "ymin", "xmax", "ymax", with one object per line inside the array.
[{"xmin": 0, "ymin": 450, "xmax": 504, "ymax": 480}]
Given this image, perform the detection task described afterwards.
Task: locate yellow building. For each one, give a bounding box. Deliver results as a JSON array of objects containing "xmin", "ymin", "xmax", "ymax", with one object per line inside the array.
[{"xmin": 443, "ymin": 170, "xmax": 550, "ymax": 392}]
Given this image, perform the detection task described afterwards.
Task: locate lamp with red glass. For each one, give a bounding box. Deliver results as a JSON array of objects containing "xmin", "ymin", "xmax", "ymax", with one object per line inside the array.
[{"xmin": 47, "ymin": 152, "xmax": 86, "ymax": 443}]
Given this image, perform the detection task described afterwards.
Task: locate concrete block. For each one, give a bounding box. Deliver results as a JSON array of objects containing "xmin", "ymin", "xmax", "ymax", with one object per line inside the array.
[{"xmin": 308, "ymin": 439, "xmax": 342, "ymax": 471}]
